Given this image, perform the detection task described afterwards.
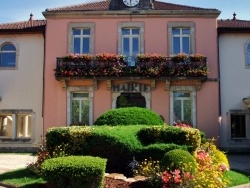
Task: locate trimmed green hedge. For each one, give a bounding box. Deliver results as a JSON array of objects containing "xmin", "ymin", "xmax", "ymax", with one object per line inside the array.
[
  {"xmin": 137, "ymin": 126, "xmax": 201, "ymax": 153},
  {"xmin": 161, "ymin": 149, "xmax": 197, "ymax": 173},
  {"xmin": 41, "ymin": 156, "xmax": 107, "ymax": 188},
  {"xmin": 136, "ymin": 143, "xmax": 189, "ymax": 161},
  {"xmin": 94, "ymin": 107, "xmax": 164, "ymax": 126},
  {"xmin": 45, "ymin": 125, "xmax": 201, "ymax": 174}
]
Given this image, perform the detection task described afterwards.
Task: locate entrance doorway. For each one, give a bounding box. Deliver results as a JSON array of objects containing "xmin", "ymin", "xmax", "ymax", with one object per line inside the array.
[{"xmin": 116, "ymin": 92, "xmax": 146, "ymax": 108}]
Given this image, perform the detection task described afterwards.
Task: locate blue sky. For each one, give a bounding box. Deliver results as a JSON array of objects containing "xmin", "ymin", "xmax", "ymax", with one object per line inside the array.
[{"xmin": 0, "ymin": 0, "xmax": 249, "ymax": 23}]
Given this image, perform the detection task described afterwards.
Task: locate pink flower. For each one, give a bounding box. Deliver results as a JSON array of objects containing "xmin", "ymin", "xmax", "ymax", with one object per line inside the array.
[
  {"xmin": 197, "ymin": 150, "xmax": 208, "ymax": 160},
  {"xmin": 218, "ymin": 163, "xmax": 229, "ymax": 172},
  {"xmin": 172, "ymin": 169, "xmax": 182, "ymax": 183},
  {"xmin": 183, "ymin": 171, "xmax": 194, "ymax": 180},
  {"xmin": 162, "ymin": 171, "xmax": 171, "ymax": 183}
]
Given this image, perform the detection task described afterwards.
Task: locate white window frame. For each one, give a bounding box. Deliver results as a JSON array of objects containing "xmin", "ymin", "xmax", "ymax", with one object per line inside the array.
[
  {"xmin": 0, "ymin": 39, "xmax": 20, "ymax": 70},
  {"xmin": 67, "ymin": 86, "xmax": 94, "ymax": 126},
  {"xmin": 68, "ymin": 23, "xmax": 95, "ymax": 54},
  {"xmin": 0, "ymin": 110, "xmax": 33, "ymax": 140},
  {"xmin": 72, "ymin": 28, "xmax": 91, "ymax": 54},
  {"xmin": 168, "ymin": 22, "xmax": 195, "ymax": 55},
  {"xmin": 170, "ymin": 86, "xmax": 196, "ymax": 127},
  {"xmin": 118, "ymin": 22, "xmax": 144, "ymax": 62},
  {"xmin": 173, "ymin": 91, "xmax": 192, "ymax": 122},
  {"xmin": 122, "ymin": 28, "xmax": 140, "ymax": 55},
  {"xmin": 172, "ymin": 28, "xmax": 190, "ymax": 54},
  {"xmin": 71, "ymin": 93, "xmax": 90, "ymax": 125}
]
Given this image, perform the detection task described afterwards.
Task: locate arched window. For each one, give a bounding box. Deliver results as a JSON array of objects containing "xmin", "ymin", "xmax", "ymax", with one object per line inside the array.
[{"xmin": 0, "ymin": 43, "xmax": 16, "ymax": 67}]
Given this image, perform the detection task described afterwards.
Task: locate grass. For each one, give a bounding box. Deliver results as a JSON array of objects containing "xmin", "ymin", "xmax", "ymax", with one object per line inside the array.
[
  {"xmin": 0, "ymin": 168, "xmax": 45, "ymax": 188},
  {"xmin": 226, "ymin": 170, "xmax": 250, "ymax": 187},
  {"xmin": 0, "ymin": 168, "xmax": 249, "ymax": 188}
]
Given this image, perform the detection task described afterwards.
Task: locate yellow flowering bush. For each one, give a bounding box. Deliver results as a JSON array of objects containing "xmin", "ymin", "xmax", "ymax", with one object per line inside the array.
[
  {"xmin": 134, "ymin": 157, "xmax": 195, "ymax": 187},
  {"xmin": 193, "ymin": 139, "xmax": 230, "ymax": 187},
  {"xmin": 134, "ymin": 139, "xmax": 231, "ymax": 188},
  {"xmin": 134, "ymin": 158, "xmax": 162, "ymax": 187}
]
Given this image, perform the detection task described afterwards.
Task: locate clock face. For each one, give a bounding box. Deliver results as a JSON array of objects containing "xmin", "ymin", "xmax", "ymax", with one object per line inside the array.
[{"xmin": 123, "ymin": 0, "xmax": 140, "ymax": 7}]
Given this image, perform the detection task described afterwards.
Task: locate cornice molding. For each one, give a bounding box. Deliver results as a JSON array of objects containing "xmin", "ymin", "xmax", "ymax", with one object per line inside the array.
[{"xmin": 43, "ymin": 10, "xmax": 220, "ymax": 19}]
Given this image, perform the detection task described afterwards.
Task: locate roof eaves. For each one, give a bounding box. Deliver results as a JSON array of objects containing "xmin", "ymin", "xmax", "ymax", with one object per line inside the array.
[
  {"xmin": 218, "ymin": 27, "xmax": 250, "ymax": 33},
  {"xmin": 43, "ymin": 9, "xmax": 220, "ymax": 19}
]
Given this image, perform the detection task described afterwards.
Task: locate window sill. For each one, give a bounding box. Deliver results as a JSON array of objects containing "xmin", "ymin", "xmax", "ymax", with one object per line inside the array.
[
  {"xmin": 0, "ymin": 67, "xmax": 17, "ymax": 70},
  {"xmin": 0, "ymin": 138, "xmax": 31, "ymax": 142},
  {"xmin": 231, "ymin": 138, "xmax": 247, "ymax": 142}
]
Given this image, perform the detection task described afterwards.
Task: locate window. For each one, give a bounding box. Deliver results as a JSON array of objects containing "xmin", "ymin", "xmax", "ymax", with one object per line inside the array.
[
  {"xmin": 68, "ymin": 23, "xmax": 95, "ymax": 54},
  {"xmin": 72, "ymin": 28, "xmax": 90, "ymax": 54},
  {"xmin": 0, "ymin": 110, "xmax": 32, "ymax": 139},
  {"xmin": 0, "ymin": 43, "xmax": 16, "ymax": 67},
  {"xmin": 244, "ymin": 41, "xmax": 250, "ymax": 68},
  {"xmin": 231, "ymin": 114, "xmax": 246, "ymax": 138},
  {"xmin": 71, "ymin": 93, "xmax": 90, "ymax": 125},
  {"xmin": 173, "ymin": 91, "xmax": 192, "ymax": 123},
  {"xmin": 168, "ymin": 22, "xmax": 195, "ymax": 55},
  {"xmin": 247, "ymin": 44, "xmax": 250, "ymax": 65},
  {"xmin": 118, "ymin": 22, "xmax": 144, "ymax": 66},
  {"xmin": 122, "ymin": 28, "xmax": 140, "ymax": 65},
  {"xmin": 172, "ymin": 28, "xmax": 190, "ymax": 54},
  {"xmin": 0, "ymin": 114, "xmax": 12, "ymax": 137},
  {"xmin": 17, "ymin": 114, "xmax": 31, "ymax": 138},
  {"xmin": 170, "ymin": 86, "xmax": 196, "ymax": 127}
]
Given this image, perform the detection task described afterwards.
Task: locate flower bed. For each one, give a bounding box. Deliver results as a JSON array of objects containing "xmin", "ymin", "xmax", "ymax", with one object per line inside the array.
[{"xmin": 55, "ymin": 53, "xmax": 208, "ymax": 78}]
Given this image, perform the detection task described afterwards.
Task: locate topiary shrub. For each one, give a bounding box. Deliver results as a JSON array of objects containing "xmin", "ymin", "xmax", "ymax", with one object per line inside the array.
[
  {"xmin": 161, "ymin": 149, "xmax": 197, "ymax": 174},
  {"xmin": 45, "ymin": 125, "xmax": 201, "ymax": 175},
  {"xmin": 83, "ymin": 125, "xmax": 143, "ymax": 174},
  {"xmin": 137, "ymin": 143, "xmax": 189, "ymax": 162},
  {"xmin": 41, "ymin": 156, "xmax": 107, "ymax": 188},
  {"xmin": 137, "ymin": 126, "xmax": 201, "ymax": 154},
  {"xmin": 45, "ymin": 127, "xmax": 71, "ymax": 155},
  {"xmin": 94, "ymin": 107, "xmax": 164, "ymax": 126}
]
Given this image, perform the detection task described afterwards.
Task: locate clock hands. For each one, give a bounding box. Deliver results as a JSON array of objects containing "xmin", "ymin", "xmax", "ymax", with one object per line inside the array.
[{"xmin": 123, "ymin": 0, "xmax": 139, "ymax": 7}]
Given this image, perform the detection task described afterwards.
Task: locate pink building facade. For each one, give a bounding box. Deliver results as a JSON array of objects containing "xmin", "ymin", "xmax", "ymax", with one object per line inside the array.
[{"xmin": 43, "ymin": 0, "xmax": 221, "ymax": 139}]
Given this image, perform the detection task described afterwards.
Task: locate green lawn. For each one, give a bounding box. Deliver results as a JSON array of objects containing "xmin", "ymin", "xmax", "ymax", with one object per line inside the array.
[
  {"xmin": 0, "ymin": 168, "xmax": 45, "ymax": 188},
  {"xmin": 0, "ymin": 168, "xmax": 249, "ymax": 188},
  {"xmin": 226, "ymin": 170, "xmax": 250, "ymax": 187}
]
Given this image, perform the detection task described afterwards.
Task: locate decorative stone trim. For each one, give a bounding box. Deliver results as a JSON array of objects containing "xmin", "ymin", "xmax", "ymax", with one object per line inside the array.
[
  {"xmin": 105, "ymin": 173, "xmax": 148, "ymax": 184},
  {"xmin": 60, "ymin": 80, "xmax": 67, "ymax": 91}
]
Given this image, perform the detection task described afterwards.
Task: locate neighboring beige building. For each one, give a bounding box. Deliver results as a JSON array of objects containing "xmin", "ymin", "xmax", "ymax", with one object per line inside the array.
[
  {"xmin": 0, "ymin": 15, "xmax": 46, "ymax": 151},
  {"xmin": 218, "ymin": 14, "xmax": 250, "ymax": 151}
]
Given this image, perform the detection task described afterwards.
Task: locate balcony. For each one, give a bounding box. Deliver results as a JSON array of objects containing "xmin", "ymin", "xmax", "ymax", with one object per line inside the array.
[{"xmin": 55, "ymin": 53, "xmax": 208, "ymax": 81}]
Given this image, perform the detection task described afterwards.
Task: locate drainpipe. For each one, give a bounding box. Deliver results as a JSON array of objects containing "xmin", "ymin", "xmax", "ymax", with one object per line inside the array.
[
  {"xmin": 42, "ymin": 23, "xmax": 46, "ymax": 145},
  {"xmin": 217, "ymin": 26, "xmax": 222, "ymax": 147}
]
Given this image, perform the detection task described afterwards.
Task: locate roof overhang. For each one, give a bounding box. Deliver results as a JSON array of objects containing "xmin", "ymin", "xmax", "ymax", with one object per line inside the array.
[
  {"xmin": 43, "ymin": 10, "xmax": 221, "ymax": 19},
  {"xmin": 218, "ymin": 27, "xmax": 250, "ymax": 33}
]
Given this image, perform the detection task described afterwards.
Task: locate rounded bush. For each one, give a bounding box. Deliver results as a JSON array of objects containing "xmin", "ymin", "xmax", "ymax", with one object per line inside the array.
[
  {"xmin": 41, "ymin": 156, "xmax": 107, "ymax": 188},
  {"xmin": 212, "ymin": 149, "xmax": 230, "ymax": 168},
  {"xmin": 137, "ymin": 143, "xmax": 189, "ymax": 161},
  {"xmin": 94, "ymin": 107, "xmax": 164, "ymax": 126},
  {"xmin": 161, "ymin": 149, "xmax": 197, "ymax": 173}
]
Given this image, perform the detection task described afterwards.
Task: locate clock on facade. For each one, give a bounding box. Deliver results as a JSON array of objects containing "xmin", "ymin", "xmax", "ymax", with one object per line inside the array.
[{"xmin": 123, "ymin": 0, "xmax": 140, "ymax": 7}]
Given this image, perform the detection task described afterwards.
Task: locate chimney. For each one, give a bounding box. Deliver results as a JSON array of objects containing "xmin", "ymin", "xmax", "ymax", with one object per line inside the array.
[
  {"xmin": 29, "ymin": 13, "xmax": 33, "ymax": 21},
  {"xmin": 233, "ymin": 12, "xmax": 236, "ymax": 20}
]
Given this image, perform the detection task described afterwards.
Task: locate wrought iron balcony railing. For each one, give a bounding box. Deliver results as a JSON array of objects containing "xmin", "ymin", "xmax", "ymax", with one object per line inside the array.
[{"xmin": 55, "ymin": 53, "xmax": 208, "ymax": 80}]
